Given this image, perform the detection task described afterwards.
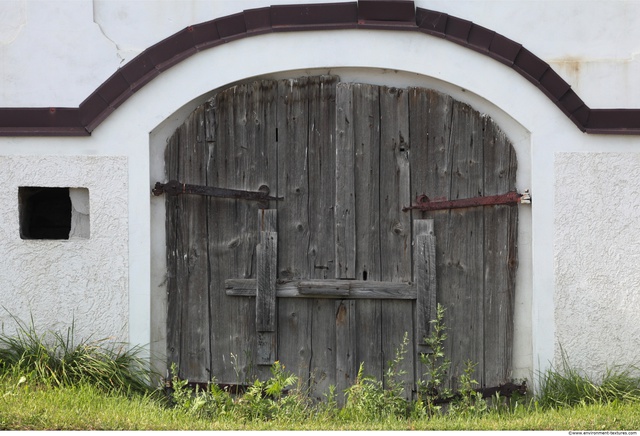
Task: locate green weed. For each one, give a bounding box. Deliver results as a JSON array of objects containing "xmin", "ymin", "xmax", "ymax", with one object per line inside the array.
[
  {"xmin": 0, "ymin": 312, "xmax": 152, "ymax": 395},
  {"xmin": 415, "ymin": 303, "xmax": 453, "ymax": 416},
  {"xmin": 537, "ymin": 349, "xmax": 640, "ymax": 409},
  {"xmin": 341, "ymin": 333, "xmax": 411, "ymax": 421}
]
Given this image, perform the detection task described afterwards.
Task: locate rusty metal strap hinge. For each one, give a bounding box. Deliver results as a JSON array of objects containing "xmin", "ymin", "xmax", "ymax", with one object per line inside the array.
[
  {"xmin": 403, "ymin": 190, "xmax": 531, "ymax": 212},
  {"xmin": 152, "ymin": 180, "xmax": 283, "ymax": 203}
]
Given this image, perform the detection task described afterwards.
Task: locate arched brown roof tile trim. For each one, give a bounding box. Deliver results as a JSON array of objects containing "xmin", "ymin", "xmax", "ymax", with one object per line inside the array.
[{"xmin": 1, "ymin": 0, "xmax": 639, "ymax": 136}]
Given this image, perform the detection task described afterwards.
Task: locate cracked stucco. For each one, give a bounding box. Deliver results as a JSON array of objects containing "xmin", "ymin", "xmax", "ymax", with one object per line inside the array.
[{"xmin": 0, "ymin": 156, "xmax": 129, "ymax": 344}]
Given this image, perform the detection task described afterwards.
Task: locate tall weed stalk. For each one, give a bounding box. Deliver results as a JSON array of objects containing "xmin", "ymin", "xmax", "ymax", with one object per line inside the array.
[{"xmin": 416, "ymin": 303, "xmax": 453, "ymax": 416}]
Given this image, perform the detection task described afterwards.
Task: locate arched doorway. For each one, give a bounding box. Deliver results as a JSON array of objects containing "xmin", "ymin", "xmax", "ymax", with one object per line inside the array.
[{"xmin": 161, "ymin": 75, "xmax": 518, "ymax": 400}]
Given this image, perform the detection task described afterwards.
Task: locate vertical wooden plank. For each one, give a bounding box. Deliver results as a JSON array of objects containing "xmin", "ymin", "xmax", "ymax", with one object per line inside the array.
[
  {"xmin": 208, "ymin": 80, "xmax": 278, "ymax": 384},
  {"xmin": 256, "ymin": 209, "xmax": 277, "ymax": 365},
  {"xmin": 308, "ymin": 75, "xmax": 338, "ymax": 400},
  {"xmin": 307, "ymin": 75, "xmax": 337, "ymax": 279},
  {"xmin": 354, "ymin": 300, "xmax": 383, "ymax": 380},
  {"xmin": 335, "ymin": 299, "xmax": 356, "ymax": 406},
  {"xmin": 352, "ymin": 83, "xmax": 383, "ymax": 381},
  {"xmin": 256, "ymin": 209, "xmax": 277, "ymax": 332},
  {"xmin": 379, "ymin": 86, "xmax": 412, "ymax": 281},
  {"xmin": 353, "ymin": 83, "xmax": 381, "ymax": 283},
  {"xmin": 414, "ymin": 219, "xmax": 436, "ymax": 351},
  {"xmin": 173, "ymin": 106, "xmax": 211, "ymax": 382},
  {"xmin": 335, "ymin": 82, "xmax": 356, "ymax": 279},
  {"xmin": 276, "ymin": 76, "xmax": 313, "ymax": 385},
  {"xmin": 408, "ymin": 89, "xmax": 453, "ymax": 383},
  {"xmin": 409, "ymin": 88, "xmax": 485, "ymax": 390},
  {"xmin": 442, "ymin": 101, "xmax": 485, "ymax": 390},
  {"xmin": 310, "ymin": 298, "xmax": 337, "ymax": 401},
  {"xmin": 482, "ymin": 116, "xmax": 518, "ymax": 387},
  {"xmin": 165, "ymin": 126, "xmax": 181, "ymax": 375},
  {"xmin": 379, "ymin": 86, "xmax": 414, "ymax": 398}
]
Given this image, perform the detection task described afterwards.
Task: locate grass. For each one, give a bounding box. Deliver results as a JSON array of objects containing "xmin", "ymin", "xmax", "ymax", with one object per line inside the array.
[
  {"xmin": 2, "ymin": 312, "xmax": 640, "ymax": 430},
  {"xmin": 0, "ymin": 313, "xmax": 151, "ymax": 395},
  {"xmin": 537, "ymin": 351, "xmax": 640, "ymax": 409},
  {"xmin": 2, "ymin": 374, "xmax": 640, "ymax": 430}
]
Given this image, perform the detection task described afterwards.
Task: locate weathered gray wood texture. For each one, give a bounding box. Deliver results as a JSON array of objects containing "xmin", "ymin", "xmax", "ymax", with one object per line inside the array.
[{"xmin": 165, "ymin": 76, "xmax": 518, "ymax": 395}]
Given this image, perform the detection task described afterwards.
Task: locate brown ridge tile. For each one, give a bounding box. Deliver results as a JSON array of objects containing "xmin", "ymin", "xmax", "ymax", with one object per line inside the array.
[
  {"xmin": 1, "ymin": 107, "xmax": 83, "ymax": 129},
  {"xmin": 119, "ymin": 52, "xmax": 159, "ymax": 92},
  {"xmin": 94, "ymin": 71, "xmax": 130, "ymax": 107},
  {"xmin": 467, "ymin": 24, "xmax": 495, "ymax": 53},
  {"xmin": 513, "ymin": 48, "xmax": 549, "ymax": 83},
  {"xmin": 78, "ymin": 92, "xmax": 111, "ymax": 129},
  {"xmin": 146, "ymin": 28, "xmax": 198, "ymax": 71},
  {"xmin": 569, "ymin": 106, "xmax": 590, "ymax": 130},
  {"xmin": 190, "ymin": 19, "xmax": 222, "ymax": 49},
  {"xmin": 539, "ymin": 68, "xmax": 571, "ymax": 101},
  {"xmin": 270, "ymin": 3, "xmax": 358, "ymax": 29},
  {"xmin": 215, "ymin": 12, "xmax": 247, "ymax": 40},
  {"xmin": 559, "ymin": 90, "xmax": 585, "ymax": 114},
  {"xmin": 488, "ymin": 34, "xmax": 522, "ymax": 65},
  {"xmin": 358, "ymin": 0, "xmax": 415, "ymax": 23},
  {"xmin": 588, "ymin": 109, "xmax": 640, "ymax": 131},
  {"xmin": 444, "ymin": 15, "xmax": 472, "ymax": 43},
  {"xmin": 415, "ymin": 8, "xmax": 447, "ymax": 36},
  {"xmin": 244, "ymin": 7, "xmax": 272, "ymax": 35},
  {"xmin": 0, "ymin": 126, "xmax": 89, "ymax": 136}
]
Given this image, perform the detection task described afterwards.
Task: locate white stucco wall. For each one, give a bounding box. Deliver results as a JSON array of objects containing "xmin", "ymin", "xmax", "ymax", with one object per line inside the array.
[
  {"xmin": 0, "ymin": 156, "xmax": 128, "ymax": 343},
  {"xmin": 1, "ymin": 0, "xmax": 640, "ymax": 385},
  {"xmin": 555, "ymin": 153, "xmax": 640, "ymax": 376}
]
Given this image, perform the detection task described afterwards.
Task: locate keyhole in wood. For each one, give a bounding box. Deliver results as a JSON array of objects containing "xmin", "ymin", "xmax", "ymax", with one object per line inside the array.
[{"xmin": 362, "ymin": 270, "xmax": 368, "ymax": 281}]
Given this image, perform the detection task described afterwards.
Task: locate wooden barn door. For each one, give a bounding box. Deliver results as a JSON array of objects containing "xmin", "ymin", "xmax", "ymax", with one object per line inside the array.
[{"xmin": 163, "ymin": 75, "xmax": 517, "ymax": 398}]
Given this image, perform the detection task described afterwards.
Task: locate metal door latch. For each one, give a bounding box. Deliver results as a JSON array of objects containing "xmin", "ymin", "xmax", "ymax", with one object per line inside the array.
[
  {"xmin": 403, "ymin": 190, "xmax": 531, "ymax": 212},
  {"xmin": 153, "ymin": 180, "xmax": 283, "ymax": 204}
]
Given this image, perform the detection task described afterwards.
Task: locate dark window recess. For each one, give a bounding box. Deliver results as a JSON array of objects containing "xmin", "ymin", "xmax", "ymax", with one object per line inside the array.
[{"xmin": 19, "ymin": 187, "xmax": 90, "ymax": 240}]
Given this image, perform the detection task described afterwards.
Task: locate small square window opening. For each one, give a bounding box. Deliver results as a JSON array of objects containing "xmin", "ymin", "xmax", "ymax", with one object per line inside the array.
[{"xmin": 19, "ymin": 187, "xmax": 90, "ymax": 240}]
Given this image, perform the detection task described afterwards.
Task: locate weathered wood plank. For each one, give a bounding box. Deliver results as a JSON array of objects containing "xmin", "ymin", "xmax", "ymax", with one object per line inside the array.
[
  {"xmin": 310, "ymin": 298, "xmax": 337, "ymax": 401},
  {"xmin": 256, "ymin": 210, "xmax": 277, "ymax": 332},
  {"xmin": 414, "ymin": 219, "xmax": 436, "ymax": 353},
  {"xmin": 306, "ymin": 76, "xmax": 339, "ymax": 401},
  {"xmin": 299, "ymin": 281, "xmax": 350, "ymax": 296},
  {"xmin": 355, "ymin": 300, "xmax": 383, "ymax": 381},
  {"xmin": 381, "ymin": 300, "xmax": 414, "ymax": 399},
  {"xmin": 335, "ymin": 82, "xmax": 356, "ymax": 278},
  {"xmin": 408, "ymin": 88, "xmax": 454, "ymax": 205},
  {"xmin": 173, "ymin": 106, "xmax": 211, "ymax": 382},
  {"xmin": 256, "ymin": 231, "xmax": 277, "ymax": 331},
  {"xmin": 226, "ymin": 278, "xmax": 416, "ymax": 299},
  {"xmin": 335, "ymin": 299, "xmax": 356, "ymax": 407},
  {"xmin": 379, "ymin": 86, "xmax": 414, "ymax": 397},
  {"xmin": 482, "ymin": 116, "xmax": 517, "ymax": 387},
  {"xmin": 208, "ymin": 80, "xmax": 278, "ymax": 383},
  {"xmin": 165, "ymin": 125, "xmax": 181, "ymax": 374},
  {"xmin": 409, "ymin": 88, "xmax": 487, "ymax": 390},
  {"xmin": 379, "ymin": 86, "xmax": 411, "ymax": 282},
  {"xmin": 441, "ymin": 100, "xmax": 485, "ymax": 389},
  {"xmin": 276, "ymin": 77, "xmax": 313, "ymax": 386},
  {"xmin": 307, "ymin": 75, "xmax": 337, "ymax": 279},
  {"xmin": 256, "ymin": 332, "xmax": 277, "ymax": 366},
  {"xmin": 256, "ymin": 226, "xmax": 277, "ymax": 365},
  {"xmin": 352, "ymin": 83, "xmax": 383, "ymax": 382}
]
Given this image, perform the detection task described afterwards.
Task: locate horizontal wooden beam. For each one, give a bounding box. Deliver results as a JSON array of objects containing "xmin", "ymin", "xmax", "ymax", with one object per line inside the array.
[{"xmin": 225, "ymin": 279, "xmax": 416, "ymax": 300}]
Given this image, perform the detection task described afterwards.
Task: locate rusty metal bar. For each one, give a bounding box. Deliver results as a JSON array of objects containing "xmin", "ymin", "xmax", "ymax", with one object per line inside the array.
[
  {"xmin": 152, "ymin": 180, "xmax": 282, "ymax": 202},
  {"xmin": 403, "ymin": 190, "xmax": 530, "ymax": 212}
]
